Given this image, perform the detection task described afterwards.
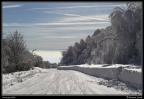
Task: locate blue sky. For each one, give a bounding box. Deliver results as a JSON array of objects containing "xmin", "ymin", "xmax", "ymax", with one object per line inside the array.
[{"xmin": 2, "ymin": 2, "xmax": 124, "ymax": 50}]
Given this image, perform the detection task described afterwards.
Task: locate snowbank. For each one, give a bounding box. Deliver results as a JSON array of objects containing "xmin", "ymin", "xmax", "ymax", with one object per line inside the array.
[
  {"xmin": 57, "ymin": 64, "xmax": 142, "ymax": 90},
  {"xmin": 119, "ymin": 68, "xmax": 142, "ymax": 89},
  {"xmin": 58, "ymin": 65, "xmax": 122, "ymax": 79},
  {"xmin": 2, "ymin": 67, "xmax": 48, "ymax": 88}
]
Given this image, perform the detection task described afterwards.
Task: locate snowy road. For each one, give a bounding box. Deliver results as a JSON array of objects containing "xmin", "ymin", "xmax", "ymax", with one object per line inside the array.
[{"xmin": 3, "ymin": 69, "xmax": 139, "ymax": 95}]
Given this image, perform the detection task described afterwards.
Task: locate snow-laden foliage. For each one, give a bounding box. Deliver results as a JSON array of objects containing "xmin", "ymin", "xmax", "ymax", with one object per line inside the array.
[
  {"xmin": 60, "ymin": 2, "xmax": 142, "ymax": 66},
  {"xmin": 2, "ymin": 31, "xmax": 33, "ymax": 73},
  {"xmin": 2, "ymin": 31, "xmax": 54, "ymax": 73}
]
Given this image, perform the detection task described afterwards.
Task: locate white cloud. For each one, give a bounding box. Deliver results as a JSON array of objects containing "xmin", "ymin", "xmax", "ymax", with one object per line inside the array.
[
  {"xmin": 31, "ymin": 5, "xmax": 97, "ymax": 10},
  {"xmin": 34, "ymin": 22, "xmax": 108, "ymax": 25},
  {"xmin": 3, "ymin": 25, "xmax": 109, "ymax": 35},
  {"xmin": 3, "ymin": 24, "xmax": 110, "ymax": 50},
  {"xmin": 58, "ymin": 14, "xmax": 109, "ymax": 22},
  {"xmin": 44, "ymin": 12, "xmax": 109, "ymax": 21},
  {"xmin": 30, "ymin": 4, "xmax": 120, "ymax": 10},
  {"xmin": 3, "ymin": 23, "xmax": 32, "ymax": 27},
  {"xmin": 3, "ymin": 21, "xmax": 109, "ymax": 27},
  {"xmin": 3, "ymin": 4, "xmax": 22, "ymax": 8},
  {"xmin": 3, "ymin": 12, "xmax": 110, "ymax": 27},
  {"xmin": 42, "ymin": 35, "xmax": 82, "ymax": 39}
]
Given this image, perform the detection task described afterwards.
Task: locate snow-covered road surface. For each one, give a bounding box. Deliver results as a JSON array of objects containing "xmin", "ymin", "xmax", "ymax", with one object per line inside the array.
[{"xmin": 3, "ymin": 69, "xmax": 140, "ymax": 95}]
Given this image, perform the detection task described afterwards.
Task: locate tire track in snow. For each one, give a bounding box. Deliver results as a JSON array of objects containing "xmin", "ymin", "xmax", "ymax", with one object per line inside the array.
[{"xmin": 3, "ymin": 69, "xmax": 133, "ymax": 95}]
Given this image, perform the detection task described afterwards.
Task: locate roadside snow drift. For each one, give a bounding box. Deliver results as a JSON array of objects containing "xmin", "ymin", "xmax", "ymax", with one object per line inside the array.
[
  {"xmin": 3, "ymin": 68, "xmax": 141, "ymax": 95},
  {"xmin": 119, "ymin": 68, "xmax": 142, "ymax": 89},
  {"xmin": 57, "ymin": 64, "xmax": 142, "ymax": 90},
  {"xmin": 2, "ymin": 67, "xmax": 48, "ymax": 89}
]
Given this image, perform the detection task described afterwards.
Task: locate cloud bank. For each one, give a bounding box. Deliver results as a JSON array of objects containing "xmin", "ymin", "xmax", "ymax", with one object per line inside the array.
[{"xmin": 3, "ymin": 4, "xmax": 22, "ymax": 8}]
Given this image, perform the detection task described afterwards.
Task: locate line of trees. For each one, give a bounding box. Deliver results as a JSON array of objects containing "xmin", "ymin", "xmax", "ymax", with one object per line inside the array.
[
  {"xmin": 2, "ymin": 31, "xmax": 55, "ymax": 74},
  {"xmin": 59, "ymin": 2, "xmax": 142, "ymax": 66}
]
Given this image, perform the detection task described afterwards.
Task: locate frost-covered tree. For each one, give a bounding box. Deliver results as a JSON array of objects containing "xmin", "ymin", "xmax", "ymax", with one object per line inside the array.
[
  {"xmin": 109, "ymin": 2, "xmax": 142, "ymax": 65},
  {"xmin": 2, "ymin": 31, "xmax": 37, "ymax": 73},
  {"xmin": 59, "ymin": 2, "xmax": 142, "ymax": 66},
  {"xmin": 60, "ymin": 46, "xmax": 73, "ymax": 65},
  {"xmin": 4, "ymin": 31, "xmax": 28, "ymax": 72},
  {"xmin": 2, "ymin": 38, "xmax": 10, "ymax": 73}
]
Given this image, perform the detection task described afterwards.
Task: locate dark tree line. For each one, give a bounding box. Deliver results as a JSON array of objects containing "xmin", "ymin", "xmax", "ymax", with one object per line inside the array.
[{"xmin": 59, "ymin": 2, "xmax": 142, "ymax": 66}]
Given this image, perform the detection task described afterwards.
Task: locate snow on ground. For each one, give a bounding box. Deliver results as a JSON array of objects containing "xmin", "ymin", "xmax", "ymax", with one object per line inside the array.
[
  {"xmin": 2, "ymin": 67, "xmax": 48, "ymax": 89},
  {"xmin": 59, "ymin": 64, "xmax": 142, "ymax": 73},
  {"xmin": 58, "ymin": 64, "xmax": 142, "ymax": 91},
  {"xmin": 2, "ymin": 67, "xmax": 141, "ymax": 95},
  {"xmin": 76, "ymin": 64, "xmax": 141, "ymax": 71}
]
